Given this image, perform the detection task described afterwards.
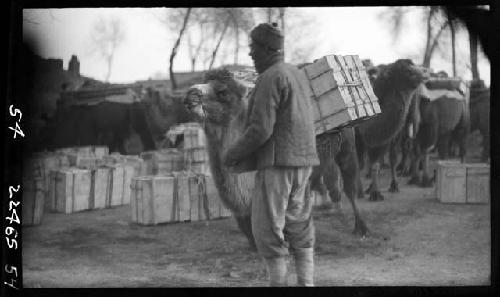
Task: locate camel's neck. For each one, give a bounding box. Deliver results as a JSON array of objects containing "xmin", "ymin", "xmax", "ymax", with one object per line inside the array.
[
  {"xmin": 202, "ymin": 107, "xmax": 253, "ymax": 215},
  {"xmin": 360, "ymin": 87, "xmax": 416, "ymax": 147}
]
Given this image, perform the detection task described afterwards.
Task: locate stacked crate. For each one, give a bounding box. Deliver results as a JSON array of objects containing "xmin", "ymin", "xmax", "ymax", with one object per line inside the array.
[
  {"xmin": 140, "ymin": 149, "xmax": 184, "ymax": 175},
  {"xmin": 302, "ymin": 54, "xmax": 381, "ymax": 134},
  {"xmin": 44, "ymin": 145, "xmax": 141, "ymax": 213},
  {"xmin": 130, "ymin": 172, "xmax": 231, "ymax": 225},
  {"xmin": 436, "ymin": 161, "xmax": 490, "ymax": 204},
  {"xmin": 183, "ymin": 124, "xmax": 210, "ymax": 175},
  {"xmin": 22, "ymin": 158, "xmax": 46, "ymax": 226}
]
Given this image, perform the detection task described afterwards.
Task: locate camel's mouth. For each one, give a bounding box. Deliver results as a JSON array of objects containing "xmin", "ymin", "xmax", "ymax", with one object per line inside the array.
[{"xmin": 407, "ymin": 65, "xmax": 429, "ymax": 88}]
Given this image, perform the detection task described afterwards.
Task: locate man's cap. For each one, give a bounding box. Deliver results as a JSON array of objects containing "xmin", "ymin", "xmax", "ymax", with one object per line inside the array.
[{"xmin": 250, "ymin": 22, "xmax": 284, "ymax": 51}]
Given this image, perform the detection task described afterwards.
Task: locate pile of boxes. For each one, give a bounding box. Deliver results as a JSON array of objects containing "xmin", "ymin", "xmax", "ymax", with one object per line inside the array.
[
  {"xmin": 22, "ymin": 146, "xmax": 143, "ymax": 225},
  {"xmin": 131, "ymin": 122, "xmax": 231, "ymax": 225}
]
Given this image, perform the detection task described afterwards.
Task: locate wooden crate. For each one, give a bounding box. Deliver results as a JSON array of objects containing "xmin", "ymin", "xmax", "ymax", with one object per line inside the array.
[
  {"xmin": 183, "ymin": 126, "xmax": 206, "ymax": 149},
  {"xmin": 22, "ymin": 177, "xmax": 45, "ymax": 226},
  {"xmin": 130, "ymin": 172, "xmax": 226, "ymax": 225},
  {"xmin": 151, "ymin": 149, "xmax": 185, "ymax": 174},
  {"xmin": 436, "ymin": 161, "xmax": 467, "ymax": 203},
  {"xmin": 93, "ymin": 146, "xmax": 109, "ymax": 159},
  {"xmin": 67, "ymin": 153, "xmax": 98, "ymax": 168},
  {"xmin": 130, "ymin": 175, "xmax": 177, "ymax": 225},
  {"xmin": 436, "ymin": 161, "xmax": 490, "ymax": 204},
  {"xmin": 106, "ymin": 164, "xmax": 134, "ymax": 207},
  {"xmin": 184, "ymin": 147, "xmax": 208, "ymax": 163},
  {"xmin": 466, "ymin": 163, "xmax": 490, "ymax": 204},
  {"xmin": 89, "ymin": 167, "xmax": 109, "ymax": 209},
  {"xmin": 49, "ymin": 168, "xmax": 92, "ymax": 213},
  {"xmin": 124, "ymin": 156, "xmax": 147, "ymax": 177},
  {"xmin": 303, "ymin": 54, "xmax": 381, "ymax": 134},
  {"xmin": 188, "ymin": 175, "xmax": 201, "ymax": 221},
  {"xmin": 106, "ymin": 165, "xmax": 124, "ymax": 207},
  {"xmin": 175, "ymin": 173, "xmax": 193, "ymax": 222}
]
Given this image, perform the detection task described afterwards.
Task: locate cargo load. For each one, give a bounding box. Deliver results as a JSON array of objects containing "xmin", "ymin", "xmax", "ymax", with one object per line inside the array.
[{"xmin": 302, "ymin": 54, "xmax": 381, "ymax": 134}]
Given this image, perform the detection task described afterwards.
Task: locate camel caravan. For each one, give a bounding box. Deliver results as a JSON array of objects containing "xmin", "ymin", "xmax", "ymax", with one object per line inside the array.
[{"xmin": 182, "ymin": 54, "xmax": 490, "ymax": 246}]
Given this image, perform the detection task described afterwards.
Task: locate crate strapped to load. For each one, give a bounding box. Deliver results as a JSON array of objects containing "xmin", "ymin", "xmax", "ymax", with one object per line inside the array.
[{"xmin": 302, "ymin": 54, "xmax": 381, "ymax": 134}]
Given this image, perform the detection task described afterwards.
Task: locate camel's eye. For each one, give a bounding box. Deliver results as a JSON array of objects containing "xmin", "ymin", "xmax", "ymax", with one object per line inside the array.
[{"xmin": 216, "ymin": 87, "xmax": 230, "ymax": 102}]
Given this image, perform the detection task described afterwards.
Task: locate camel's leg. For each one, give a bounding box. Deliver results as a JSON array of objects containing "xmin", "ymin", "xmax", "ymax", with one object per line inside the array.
[
  {"xmin": 316, "ymin": 146, "xmax": 343, "ymax": 206},
  {"xmin": 399, "ymin": 137, "xmax": 413, "ymax": 176},
  {"xmin": 367, "ymin": 146, "xmax": 385, "ymax": 201},
  {"xmin": 235, "ymin": 215, "xmax": 257, "ymax": 251},
  {"xmin": 437, "ymin": 132, "xmax": 452, "ymax": 160},
  {"xmin": 421, "ymin": 151, "xmax": 433, "ymax": 187},
  {"xmin": 368, "ymin": 162, "xmax": 384, "ymax": 201},
  {"xmin": 356, "ymin": 175, "xmax": 364, "ymax": 199},
  {"xmin": 336, "ymin": 150, "xmax": 369, "ymax": 236},
  {"xmin": 388, "ymin": 139, "xmax": 400, "ymax": 193}
]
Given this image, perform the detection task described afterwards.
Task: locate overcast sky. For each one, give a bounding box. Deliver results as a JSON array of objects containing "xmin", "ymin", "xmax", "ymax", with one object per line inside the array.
[{"xmin": 23, "ymin": 7, "xmax": 490, "ymax": 86}]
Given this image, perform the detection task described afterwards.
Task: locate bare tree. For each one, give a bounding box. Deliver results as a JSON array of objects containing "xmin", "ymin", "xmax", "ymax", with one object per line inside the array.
[
  {"xmin": 469, "ymin": 31, "xmax": 480, "ymax": 80},
  {"xmin": 381, "ymin": 6, "xmax": 449, "ymax": 68},
  {"xmin": 89, "ymin": 17, "xmax": 126, "ymax": 82},
  {"xmin": 422, "ymin": 6, "xmax": 449, "ymax": 68},
  {"xmin": 208, "ymin": 15, "xmax": 231, "ymax": 70},
  {"xmin": 447, "ymin": 10, "xmax": 457, "ymax": 76},
  {"xmin": 156, "ymin": 8, "xmax": 192, "ymax": 90}
]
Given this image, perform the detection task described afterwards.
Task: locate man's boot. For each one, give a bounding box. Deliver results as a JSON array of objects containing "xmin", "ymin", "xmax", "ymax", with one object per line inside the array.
[
  {"xmin": 293, "ymin": 248, "xmax": 314, "ymax": 286},
  {"xmin": 264, "ymin": 257, "xmax": 288, "ymax": 286}
]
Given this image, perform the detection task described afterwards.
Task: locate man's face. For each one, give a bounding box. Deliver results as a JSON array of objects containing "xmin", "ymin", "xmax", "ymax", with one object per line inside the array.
[{"xmin": 248, "ymin": 40, "xmax": 268, "ymax": 67}]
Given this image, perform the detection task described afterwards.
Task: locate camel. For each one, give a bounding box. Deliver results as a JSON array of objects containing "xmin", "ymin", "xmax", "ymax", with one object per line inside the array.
[
  {"xmin": 407, "ymin": 82, "xmax": 469, "ymax": 187},
  {"xmin": 356, "ymin": 59, "xmax": 427, "ymax": 201},
  {"xmin": 183, "ymin": 68, "xmax": 369, "ymax": 249}
]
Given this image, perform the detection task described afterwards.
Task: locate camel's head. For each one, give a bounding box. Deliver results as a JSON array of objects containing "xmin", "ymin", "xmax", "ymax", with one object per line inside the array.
[
  {"xmin": 184, "ymin": 68, "xmax": 249, "ymax": 125},
  {"xmin": 377, "ymin": 59, "xmax": 428, "ymax": 91}
]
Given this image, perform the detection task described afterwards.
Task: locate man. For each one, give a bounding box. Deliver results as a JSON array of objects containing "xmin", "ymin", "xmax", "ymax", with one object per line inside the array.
[{"xmin": 222, "ymin": 23, "xmax": 320, "ymax": 287}]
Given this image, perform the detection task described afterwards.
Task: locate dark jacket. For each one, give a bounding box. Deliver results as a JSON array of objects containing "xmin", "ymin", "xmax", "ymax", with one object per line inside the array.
[{"xmin": 224, "ymin": 57, "xmax": 320, "ymax": 169}]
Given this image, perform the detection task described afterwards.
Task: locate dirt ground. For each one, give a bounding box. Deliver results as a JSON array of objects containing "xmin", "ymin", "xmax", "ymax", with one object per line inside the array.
[{"xmin": 22, "ymin": 133, "xmax": 491, "ymax": 287}]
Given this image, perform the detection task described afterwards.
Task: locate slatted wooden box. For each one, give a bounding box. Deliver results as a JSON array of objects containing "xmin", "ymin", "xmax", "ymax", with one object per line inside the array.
[
  {"xmin": 89, "ymin": 167, "xmax": 110, "ymax": 209},
  {"xmin": 140, "ymin": 149, "xmax": 184, "ymax": 175},
  {"xmin": 130, "ymin": 173, "xmax": 230, "ymax": 225},
  {"xmin": 93, "ymin": 146, "xmax": 109, "ymax": 159},
  {"xmin": 67, "ymin": 152, "xmax": 98, "ymax": 168},
  {"xmin": 183, "ymin": 125, "xmax": 206, "ymax": 149},
  {"xmin": 302, "ymin": 54, "xmax": 381, "ymax": 134},
  {"xmin": 105, "ymin": 163, "xmax": 135, "ymax": 207},
  {"xmin": 436, "ymin": 161, "xmax": 490, "ymax": 204},
  {"xmin": 130, "ymin": 175, "xmax": 179, "ymax": 225},
  {"xmin": 465, "ymin": 163, "xmax": 490, "ymax": 204},
  {"xmin": 22, "ymin": 177, "xmax": 45, "ymax": 226},
  {"xmin": 48, "ymin": 168, "xmax": 92, "ymax": 214}
]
